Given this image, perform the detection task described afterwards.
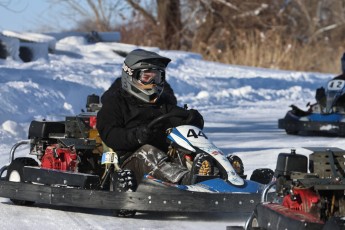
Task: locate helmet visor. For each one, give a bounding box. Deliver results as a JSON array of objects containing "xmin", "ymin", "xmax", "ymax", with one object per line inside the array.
[{"xmin": 138, "ymin": 69, "xmax": 164, "ymax": 85}]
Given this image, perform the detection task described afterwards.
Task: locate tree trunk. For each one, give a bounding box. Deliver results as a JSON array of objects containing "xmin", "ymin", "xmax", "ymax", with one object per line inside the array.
[{"xmin": 157, "ymin": 0, "xmax": 182, "ymax": 49}]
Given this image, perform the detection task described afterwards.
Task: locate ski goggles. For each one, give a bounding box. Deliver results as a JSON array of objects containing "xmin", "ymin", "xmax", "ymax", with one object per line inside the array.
[{"xmin": 137, "ymin": 68, "xmax": 164, "ymax": 85}]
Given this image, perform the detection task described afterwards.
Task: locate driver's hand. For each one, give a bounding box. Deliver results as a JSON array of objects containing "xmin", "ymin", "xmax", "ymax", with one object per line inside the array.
[
  {"xmin": 184, "ymin": 109, "xmax": 204, "ymax": 129},
  {"xmin": 135, "ymin": 125, "xmax": 152, "ymax": 144}
]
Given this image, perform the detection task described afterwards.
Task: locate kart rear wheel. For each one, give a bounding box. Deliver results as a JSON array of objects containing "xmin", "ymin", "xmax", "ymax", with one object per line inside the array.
[
  {"xmin": 109, "ymin": 170, "xmax": 136, "ymax": 218},
  {"xmin": 6, "ymin": 157, "xmax": 38, "ymax": 205},
  {"xmin": 323, "ymin": 217, "xmax": 345, "ymax": 229},
  {"xmin": 244, "ymin": 211, "xmax": 261, "ymax": 230}
]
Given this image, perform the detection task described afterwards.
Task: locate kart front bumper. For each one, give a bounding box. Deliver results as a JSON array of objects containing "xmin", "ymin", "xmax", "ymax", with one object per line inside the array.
[{"xmin": 278, "ymin": 112, "xmax": 345, "ymax": 135}]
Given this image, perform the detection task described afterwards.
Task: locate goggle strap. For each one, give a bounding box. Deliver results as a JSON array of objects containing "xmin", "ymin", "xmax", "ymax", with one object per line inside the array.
[{"xmin": 136, "ymin": 83, "xmax": 156, "ymax": 90}]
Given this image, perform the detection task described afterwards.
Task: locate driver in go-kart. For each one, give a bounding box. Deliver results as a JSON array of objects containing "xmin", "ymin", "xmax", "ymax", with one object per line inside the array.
[
  {"xmin": 315, "ymin": 52, "xmax": 345, "ymax": 112},
  {"xmin": 96, "ymin": 49, "xmax": 204, "ymax": 186}
]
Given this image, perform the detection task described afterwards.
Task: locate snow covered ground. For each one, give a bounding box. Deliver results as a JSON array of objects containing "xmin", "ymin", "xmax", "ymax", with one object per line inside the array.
[{"xmin": 0, "ymin": 31, "xmax": 341, "ymax": 229}]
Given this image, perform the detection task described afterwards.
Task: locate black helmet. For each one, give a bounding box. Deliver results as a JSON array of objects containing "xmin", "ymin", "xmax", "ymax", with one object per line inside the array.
[{"xmin": 121, "ymin": 49, "xmax": 171, "ymax": 103}]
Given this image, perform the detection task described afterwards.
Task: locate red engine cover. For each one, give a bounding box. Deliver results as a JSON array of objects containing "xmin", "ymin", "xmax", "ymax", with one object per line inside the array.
[
  {"xmin": 89, "ymin": 116, "xmax": 97, "ymax": 129},
  {"xmin": 41, "ymin": 144, "xmax": 78, "ymax": 171},
  {"xmin": 282, "ymin": 187, "xmax": 320, "ymax": 216}
]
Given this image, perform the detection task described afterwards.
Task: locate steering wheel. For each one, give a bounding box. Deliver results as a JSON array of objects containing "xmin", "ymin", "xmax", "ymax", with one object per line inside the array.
[{"xmin": 147, "ymin": 110, "xmax": 190, "ymax": 129}]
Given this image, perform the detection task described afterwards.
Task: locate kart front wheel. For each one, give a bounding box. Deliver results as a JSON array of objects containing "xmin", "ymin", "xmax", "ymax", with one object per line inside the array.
[
  {"xmin": 6, "ymin": 157, "xmax": 38, "ymax": 205},
  {"xmin": 285, "ymin": 129, "xmax": 298, "ymax": 135},
  {"xmin": 227, "ymin": 155, "xmax": 244, "ymax": 176}
]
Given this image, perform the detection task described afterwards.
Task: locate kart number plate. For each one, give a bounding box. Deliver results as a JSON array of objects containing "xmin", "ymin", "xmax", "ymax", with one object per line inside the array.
[
  {"xmin": 327, "ymin": 80, "xmax": 345, "ymax": 91},
  {"xmin": 101, "ymin": 152, "xmax": 118, "ymax": 164}
]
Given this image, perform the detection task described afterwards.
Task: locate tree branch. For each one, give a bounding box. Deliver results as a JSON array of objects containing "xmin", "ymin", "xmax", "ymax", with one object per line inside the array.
[
  {"xmin": 125, "ymin": 0, "xmax": 157, "ymax": 25},
  {"xmin": 232, "ymin": 4, "xmax": 269, "ymax": 19},
  {"xmin": 212, "ymin": 0, "xmax": 239, "ymax": 12}
]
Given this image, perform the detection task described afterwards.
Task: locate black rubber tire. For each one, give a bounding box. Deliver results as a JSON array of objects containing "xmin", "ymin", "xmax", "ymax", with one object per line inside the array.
[
  {"xmin": 226, "ymin": 226, "xmax": 246, "ymax": 230},
  {"xmin": 250, "ymin": 168, "xmax": 274, "ymax": 185},
  {"xmin": 226, "ymin": 226, "xmax": 245, "ymax": 230},
  {"xmin": 323, "ymin": 217, "xmax": 345, "ymax": 230},
  {"xmin": 244, "ymin": 211, "xmax": 263, "ymax": 230},
  {"xmin": 0, "ymin": 40, "xmax": 7, "ymax": 59},
  {"xmin": 285, "ymin": 129, "xmax": 298, "ymax": 135},
  {"xmin": 19, "ymin": 46, "xmax": 33, "ymax": 62},
  {"xmin": 6, "ymin": 157, "xmax": 38, "ymax": 205},
  {"xmin": 227, "ymin": 155, "xmax": 244, "ymax": 176}
]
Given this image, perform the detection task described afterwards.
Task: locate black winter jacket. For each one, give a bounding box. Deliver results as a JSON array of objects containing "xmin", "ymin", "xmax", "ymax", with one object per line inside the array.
[{"xmin": 96, "ymin": 80, "xmax": 204, "ymax": 156}]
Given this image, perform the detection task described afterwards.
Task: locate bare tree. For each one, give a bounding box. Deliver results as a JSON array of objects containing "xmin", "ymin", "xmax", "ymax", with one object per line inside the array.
[
  {"xmin": 45, "ymin": 0, "xmax": 345, "ymax": 72},
  {"xmin": 47, "ymin": 0, "xmax": 130, "ymax": 31},
  {"xmin": 125, "ymin": 0, "xmax": 182, "ymax": 49},
  {"xmin": 0, "ymin": 0, "xmax": 29, "ymax": 12},
  {"xmin": 157, "ymin": 0, "xmax": 182, "ymax": 49}
]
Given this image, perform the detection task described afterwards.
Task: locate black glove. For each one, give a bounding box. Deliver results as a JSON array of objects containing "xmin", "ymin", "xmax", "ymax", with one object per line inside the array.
[
  {"xmin": 184, "ymin": 109, "xmax": 204, "ymax": 129},
  {"xmin": 135, "ymin": 125, "xmax": 152, "ymax": 144},
  {"xmin": 315, "ymin": 87, "xmax": 326, "ymax": 107},
  {"xmin": 315, "ymin": 87, "xmax": 325, "ymax": 101}
]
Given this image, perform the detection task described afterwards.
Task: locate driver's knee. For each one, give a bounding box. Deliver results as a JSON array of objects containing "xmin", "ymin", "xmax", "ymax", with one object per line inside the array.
[
  {"xmin": 153, "ymin": 162, "xmax": 189, "ymax": 183},
  {"xmin": 121, "ymin": 145, "xmax": 168, "ymax": 181},
  {"xmin": 133, "ymin": 144, "xmax": 168, "ymax": 164}
]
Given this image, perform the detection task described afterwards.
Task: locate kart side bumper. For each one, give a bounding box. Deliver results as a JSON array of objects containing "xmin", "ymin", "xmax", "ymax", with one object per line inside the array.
[{"xmin": 0, "ymin": 179, "xmax": 264, "ymax": 213}]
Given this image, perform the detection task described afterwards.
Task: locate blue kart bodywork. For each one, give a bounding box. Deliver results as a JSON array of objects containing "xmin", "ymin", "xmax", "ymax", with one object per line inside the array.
[{"xmin": 146, "ymin": 175, "xmax": 264, "ymax": 193}]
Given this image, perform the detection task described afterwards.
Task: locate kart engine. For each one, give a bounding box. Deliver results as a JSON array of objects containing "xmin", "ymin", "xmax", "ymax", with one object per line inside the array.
[
  {"xmin": 275, "ymin": 149, "xmax": 345, "ymax": 221},
  {"xmin": 40, "ymin": 144, "xmax": 78, "ymax": 171},
  {"xmin": 28, "ymin": 106, "xmax": 103, "ymax": 175},
  {"xmin": 281, "ymin": 187, "xmax": 320, "ymax": 216}
]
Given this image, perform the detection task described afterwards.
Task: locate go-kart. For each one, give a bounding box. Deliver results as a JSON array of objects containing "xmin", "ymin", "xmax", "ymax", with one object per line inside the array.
[
  {"xmin": 0, "ymin": 95, "xmax": 273, "ymax": 217},
  {"xmin": 229, "ymin": 148, "xmax": 345, "ymax": 230},
  {"xmin": 278, "ymin": 78, "xmax": 345, "ymax": 136}
]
